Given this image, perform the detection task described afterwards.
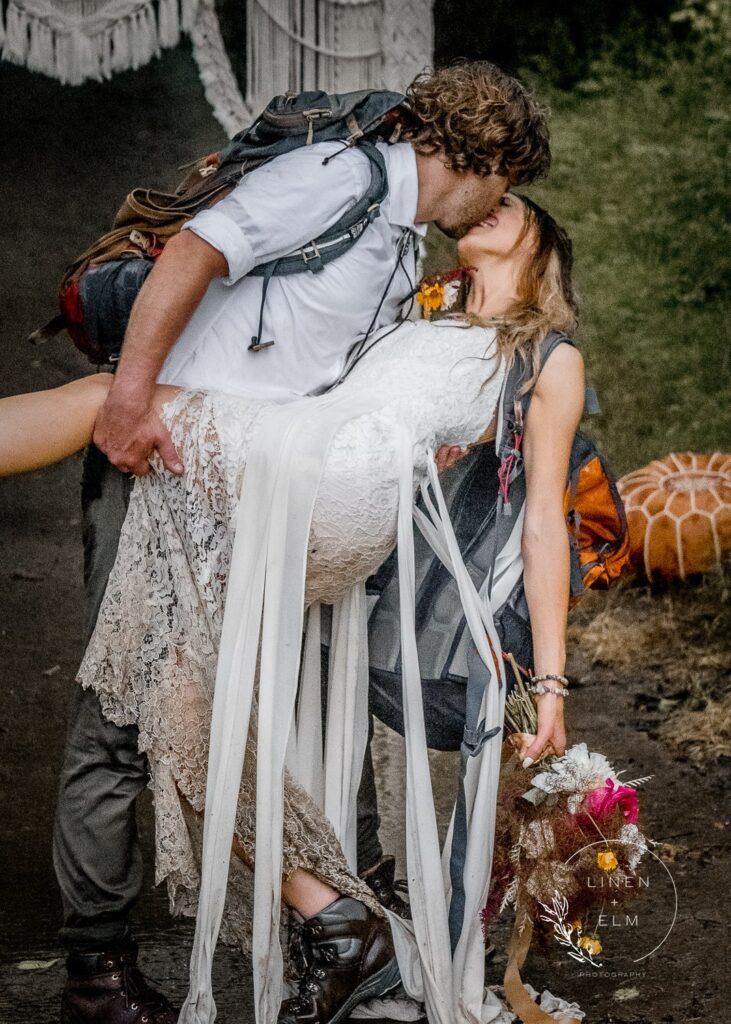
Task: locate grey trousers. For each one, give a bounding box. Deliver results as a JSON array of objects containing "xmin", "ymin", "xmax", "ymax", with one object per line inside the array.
[
  {"xmin": 53, "ymin": 447, "xmax": 385, "ymax": 952},
  {"xmin": 53, "ymin": 449, "xmax": 147, "ymax": 952}
]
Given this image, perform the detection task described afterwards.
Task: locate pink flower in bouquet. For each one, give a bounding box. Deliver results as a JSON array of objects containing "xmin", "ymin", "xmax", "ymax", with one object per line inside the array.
[{"xmin": 583, "ymin": 778, "xmax": 639, "ymax": 824}]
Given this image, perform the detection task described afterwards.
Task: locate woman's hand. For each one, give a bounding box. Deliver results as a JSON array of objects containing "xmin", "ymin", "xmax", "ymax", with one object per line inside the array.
[
  {"xmin": 517, "ymin": 693, "xmax": 567, "ymax": 765},
  {"xmin": 435, "ymin": 444, "xmax": 469, "ymax": 473}
]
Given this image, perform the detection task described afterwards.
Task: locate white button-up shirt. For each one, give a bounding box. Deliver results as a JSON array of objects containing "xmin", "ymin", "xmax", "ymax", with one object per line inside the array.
[{"xmin": 158, "ymin": 141, "xmax": 426, "ymax": 401}]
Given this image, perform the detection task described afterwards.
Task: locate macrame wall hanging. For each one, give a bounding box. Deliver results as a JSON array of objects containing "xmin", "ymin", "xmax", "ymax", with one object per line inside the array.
[
  {"xmin": 1, "ymin": 0, "xmax": 198, "ymax": 85},
  {"xmin": 0, "ymin": 0, "xmax": 434, "ymax": 137}
]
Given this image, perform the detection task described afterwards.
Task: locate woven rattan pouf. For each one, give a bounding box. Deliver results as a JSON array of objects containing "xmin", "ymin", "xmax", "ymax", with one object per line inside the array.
[{"xmin": 617, "ymin": 452, "xmax": 731, "ymax": 581}]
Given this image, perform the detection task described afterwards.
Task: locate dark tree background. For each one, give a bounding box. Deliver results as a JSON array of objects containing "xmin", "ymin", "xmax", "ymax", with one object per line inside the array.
[{"xmin": 433, "ymin": 0, "xmax": 680, "ymax": 84}]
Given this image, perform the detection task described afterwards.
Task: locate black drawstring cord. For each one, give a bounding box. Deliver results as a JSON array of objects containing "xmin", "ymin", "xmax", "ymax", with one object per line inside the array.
[
  {"xmin": 249, "ymin": 259, "xmax": 279, "ymax": 352},
  {"xmin": 362, "ymin": 228, "xmax": 413, "ymax": 340},
  {"xmin": 322, "ymin": 142, "xmax": 353, "ymax": 165},
  {"xmin": 335, "ymin": 227, "xmax": 418, "ymax": 383}
]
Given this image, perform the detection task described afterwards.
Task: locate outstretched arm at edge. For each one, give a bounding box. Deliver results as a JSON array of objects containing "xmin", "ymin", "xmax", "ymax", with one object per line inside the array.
[
  {"xmin": 93, "ymin": 231, "xmax": 228, "ymax": 476},
  {"xmin": 0, "ymin": 375, "xmax": 183, "ymax": 477}
]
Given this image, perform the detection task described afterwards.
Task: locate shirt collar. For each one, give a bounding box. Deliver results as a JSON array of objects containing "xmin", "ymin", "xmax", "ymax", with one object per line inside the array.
[{"xmin": 379, "ymin": 142, "xmax": 428, "ymax": 238}]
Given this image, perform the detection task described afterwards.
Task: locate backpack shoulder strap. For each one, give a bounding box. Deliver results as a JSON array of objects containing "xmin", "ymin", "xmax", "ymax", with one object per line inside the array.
[
  {"xmin": 519, "ymin": 331, "xmax": 574, "ymax": 420},
  {"xmin": 245, "ymin": 140, "xmax": 390, "ymax": 350},
  {"xmin": 486, "ymin": 332, "xmax": 578, "ymax": 593},
  {"xmin": 519, "ymin": 331, "xmax": 601, "ymax": 423}
]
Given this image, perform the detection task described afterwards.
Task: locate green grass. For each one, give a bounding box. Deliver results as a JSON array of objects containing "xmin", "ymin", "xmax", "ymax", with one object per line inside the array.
[{"xmin": 424, "ymin": 57, "xmax": 731, "ymax": 475}]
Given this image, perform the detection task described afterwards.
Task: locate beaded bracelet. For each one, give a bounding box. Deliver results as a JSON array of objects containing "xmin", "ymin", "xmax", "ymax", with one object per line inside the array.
[
  {"xmin": 530, "ymin": 673, "xmax": 569, "ymax": 687},
  {"xmin": 528, "ymin": 683, "xmax": 569, "ymax": 698}
]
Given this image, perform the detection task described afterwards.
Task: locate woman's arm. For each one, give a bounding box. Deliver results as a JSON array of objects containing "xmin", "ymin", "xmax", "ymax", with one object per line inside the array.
[
  {"xmin": 0, "ymin": 374, "xmax": 113, "ymax": 476},
  {"xmin": 0, "ymin": 377, "xmax": 183, "ymax": 477},
  {"xmin": 518, "ymin": 342, "xmax": 585, "ymax": 764}
]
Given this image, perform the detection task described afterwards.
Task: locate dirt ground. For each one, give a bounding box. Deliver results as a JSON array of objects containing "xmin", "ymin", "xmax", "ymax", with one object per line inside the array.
[{"xmin": 1, "ymin": 46, "xmax": 729, "ymax": 1024}]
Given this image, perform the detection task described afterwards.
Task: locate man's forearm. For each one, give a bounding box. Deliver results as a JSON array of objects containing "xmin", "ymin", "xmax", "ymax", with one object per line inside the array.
[
  {"xmin": 111, "ymin": 230, "xmax": 229, "ymax": 400},
  {"xmin": 93, "ymin": 230, "xmax": 228, "ymax": 474}
]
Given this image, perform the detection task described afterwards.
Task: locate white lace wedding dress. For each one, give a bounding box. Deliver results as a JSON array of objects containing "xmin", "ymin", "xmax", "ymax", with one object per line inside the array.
[{"xmin": 77, "ymin": 318, "xmax": 510, "ymax": 1022}]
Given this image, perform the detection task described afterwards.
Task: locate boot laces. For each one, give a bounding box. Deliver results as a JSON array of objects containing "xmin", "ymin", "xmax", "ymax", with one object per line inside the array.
[
  {"xmin": 287, "ymin": 930, "xmax": 336, "ymax": 1013},
  {"xmin": 288, "ymin": 920, "xmax": 311, "ymax": 977},
  {"xmin": 371, "ymin": 874, "xmax": 410, "ymax": 915},
  {"xmin": 119, "ymin": 964, "xmax": 174, "ymax": 1020}
]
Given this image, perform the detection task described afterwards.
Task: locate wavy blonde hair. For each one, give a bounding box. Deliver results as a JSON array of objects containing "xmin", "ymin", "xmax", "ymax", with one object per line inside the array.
[{"xmin": 452, "ymin": 197, "xmax": 579, "ymax": 391}]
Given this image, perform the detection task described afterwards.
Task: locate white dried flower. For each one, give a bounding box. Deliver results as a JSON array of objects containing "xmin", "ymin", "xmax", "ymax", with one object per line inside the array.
[
  {"xmin": 618, "ymin": 823, "xmax": 649, "ymax": 870},
  {"xmin": 441, "ymin": 279, "xmax": 462, "ymax": 311},
  {"xmin": 523, "ymin": 743, "xmax": 619, "ymax": 808}
]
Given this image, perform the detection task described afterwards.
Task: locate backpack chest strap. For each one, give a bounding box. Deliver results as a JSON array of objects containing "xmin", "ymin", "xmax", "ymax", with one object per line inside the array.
[
  {"xmin": 252, "ymin": 200, "xmax": 382, "ymax": 278},
  {"xmin": 249, "ymin": 139, "xmax": 388, "ymax": 279}
]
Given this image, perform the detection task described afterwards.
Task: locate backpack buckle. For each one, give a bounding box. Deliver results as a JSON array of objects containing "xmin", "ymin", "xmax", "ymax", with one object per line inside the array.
[
  {"xmin": 301, "ymin": 241, "xmax": 325, "ymax": 272},
  {"xmin": 303, "ymin": 108, "xmax": 332, "ymax": 145},
  {"xmin": 345, "ymin": 113, "xmax": 364, "ymax": 145}
]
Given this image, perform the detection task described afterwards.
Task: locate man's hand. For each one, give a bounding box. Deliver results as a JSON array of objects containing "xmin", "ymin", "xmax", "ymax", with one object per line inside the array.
[
  {"xmin": 93, "ymin": 388, "xmax": 182, "ymax": 477},
  {"xmin": 435, "ymin": 444, "xmax": 469, "ymax": 474}
]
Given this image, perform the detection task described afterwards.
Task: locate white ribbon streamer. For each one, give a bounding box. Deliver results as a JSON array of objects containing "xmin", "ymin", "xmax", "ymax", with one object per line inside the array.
[{"xmin": 180, "ymin": 390, "xmax": 387, "ymax": 1024}]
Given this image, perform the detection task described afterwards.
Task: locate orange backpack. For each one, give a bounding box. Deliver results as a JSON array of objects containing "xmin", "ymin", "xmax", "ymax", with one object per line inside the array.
[{"xmin": 563, "ymin": 431, "xmax": 630, "ymax": 602}]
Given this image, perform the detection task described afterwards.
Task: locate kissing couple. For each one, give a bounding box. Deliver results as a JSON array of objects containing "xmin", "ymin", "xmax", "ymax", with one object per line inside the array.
[{"xmin": 2, "ymin": 61, "xmax": 584, "ymax": 1024}]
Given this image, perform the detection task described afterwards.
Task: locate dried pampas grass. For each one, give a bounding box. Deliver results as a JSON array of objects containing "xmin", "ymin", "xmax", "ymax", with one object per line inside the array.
[{"xmin": 660, "ymin": 694, "xmax": 731, "ymax": 761}]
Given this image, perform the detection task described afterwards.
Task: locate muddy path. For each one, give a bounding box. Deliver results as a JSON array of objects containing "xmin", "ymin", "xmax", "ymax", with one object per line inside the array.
[{"xmin": 1, "ymin": 48, "xmax": 728, "ymax": 1024}]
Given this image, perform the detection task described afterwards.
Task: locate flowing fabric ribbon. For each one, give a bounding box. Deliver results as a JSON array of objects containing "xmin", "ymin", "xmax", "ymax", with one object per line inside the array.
[
  {"xmin": 503, "ymin": 898, "xmax": 582, "ymax": 1024},
  {"xmin": 180, "ymin": 391, "xmax": 384, "ymax": 1024}
]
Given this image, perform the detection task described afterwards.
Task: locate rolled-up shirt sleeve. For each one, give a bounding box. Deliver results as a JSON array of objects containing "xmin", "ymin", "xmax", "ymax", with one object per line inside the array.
[{"xmin": 181, "ymin": 142, "xmax": 371, "ymax": 284}]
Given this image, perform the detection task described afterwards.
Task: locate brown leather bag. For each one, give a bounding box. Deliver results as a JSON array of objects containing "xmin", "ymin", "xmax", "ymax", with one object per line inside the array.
[{"xmin": 62, "ymin": 155, "xmax": 231, "ymax": 282}]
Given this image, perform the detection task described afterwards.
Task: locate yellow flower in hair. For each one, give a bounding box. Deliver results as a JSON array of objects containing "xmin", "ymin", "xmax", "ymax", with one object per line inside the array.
[
  {"xmin": 596, "ymin": 850, "xmax": 618, "ymax": 872},
  {"xmin": 577, "ymin": 935, "xmax": 603, "ymax": 956},
  {"xmin": 416, "ymin": 281, "xmax": 445, "ymax": 318}
]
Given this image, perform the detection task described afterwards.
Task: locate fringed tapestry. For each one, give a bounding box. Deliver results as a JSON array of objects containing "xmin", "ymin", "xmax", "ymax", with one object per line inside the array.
[{"xmin": 1, "ymin": 0, "xmax": 197, "ymax": 84}]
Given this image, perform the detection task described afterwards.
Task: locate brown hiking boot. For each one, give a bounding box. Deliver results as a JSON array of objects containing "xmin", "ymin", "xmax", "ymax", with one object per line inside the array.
[
  {"xmin": 278, "ymin": 896, "xmax": 400, "ymax": 1024},
  {"xmin": 360, "ymin": 855, "xmax": 411, "ymax": 920},
  {"xmin": 61, "ymin": 940, "xmax": 177, "ymax": 1023}
]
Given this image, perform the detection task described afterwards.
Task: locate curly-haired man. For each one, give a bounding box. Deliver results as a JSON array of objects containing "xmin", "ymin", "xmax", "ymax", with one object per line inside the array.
[
  {"xmin": 58, "ymin": 61, "xmax": 550, "ymax": 1024},
  {"xmin": 401, "ymin": 63, "xmax": 550, "ymax": 235}
]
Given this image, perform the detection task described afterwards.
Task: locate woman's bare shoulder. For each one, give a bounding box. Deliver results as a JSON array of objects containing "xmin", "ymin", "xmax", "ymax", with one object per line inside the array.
[{"xmin": 534, "ymin": 341, "xmax": 585, "ymax": 400}]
